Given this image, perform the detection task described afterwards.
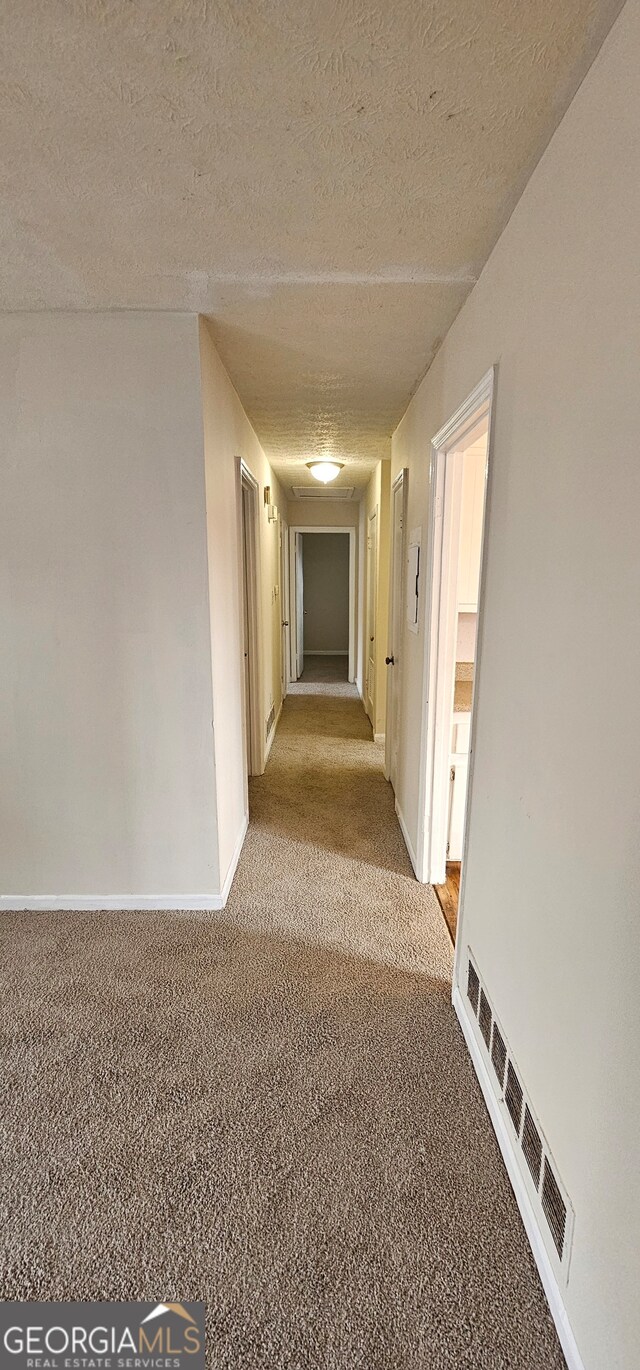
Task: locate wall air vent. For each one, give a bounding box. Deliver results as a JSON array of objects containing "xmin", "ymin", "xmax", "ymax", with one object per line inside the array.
[
  {"xmin": 490, "ymin": 1023, "xmax": 507, "ymax": 1090},
  {"xmin": 291, "ymin": 486, "xmax": 355, "ymax": 500},
  {"xmin": 467, "ymin": 961, "xmax": 480, "ymax": 1015},
  {"xmin": 522, "ymin": 1104, "xmax": 543, "ymax": 1189},
  {"xmin": 465, "ymin": 951, "xmax": 575, "ymax": 1280},
  {"xmin": 541, "ymin": 1158, "xmax": 568, "ymax": 1260},
  {"xmin": 505, "ymin": 1059, "xmax": 524, "ymax": 1135},
  {"xmin": 265, "ymin": 704, "xmax": 275, "ymax": 740},
  {"xmin": 478, "ymin": 989, "xmax": 492, "ymax": 1049}
]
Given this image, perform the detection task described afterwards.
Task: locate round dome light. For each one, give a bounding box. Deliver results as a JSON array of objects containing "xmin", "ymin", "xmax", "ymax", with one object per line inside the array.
[{"xmin": 307, "ymin": 460, "xmax": 344, "ymax": 484}]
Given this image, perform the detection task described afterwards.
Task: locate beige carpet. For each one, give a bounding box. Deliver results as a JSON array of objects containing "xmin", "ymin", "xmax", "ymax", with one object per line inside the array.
[{"xmin": 0, "ymin": 678, "xmax": 565, "ymax": 1368}]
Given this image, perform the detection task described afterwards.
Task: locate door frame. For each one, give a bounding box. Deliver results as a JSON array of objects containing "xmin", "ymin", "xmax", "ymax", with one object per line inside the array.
[
  {"xmin": 384, "ymin": 470, "xmax": 408, "ymax": 786},
  {"xmin": 415, "ymin": 369, "xmax": 495, "ymax": 953},
  {"xmin": 237, "ymin": 460, "xmax": 263, "ymax": 778},
  {"xmin": 287, "ymin": 526, "xmax": 357, "ymax": 683}
]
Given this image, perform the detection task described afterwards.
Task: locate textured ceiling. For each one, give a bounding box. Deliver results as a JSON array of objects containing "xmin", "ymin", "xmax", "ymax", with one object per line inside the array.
[{"xmin": 0, "ymin": 0, "xmax": 621, "ymax": 492}]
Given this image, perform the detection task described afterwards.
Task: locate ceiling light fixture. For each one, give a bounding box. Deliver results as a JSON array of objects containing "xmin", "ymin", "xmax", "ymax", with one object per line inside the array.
[{"xmin": 307, "ymin": 460, "xmax": 344, "ymax": 484}]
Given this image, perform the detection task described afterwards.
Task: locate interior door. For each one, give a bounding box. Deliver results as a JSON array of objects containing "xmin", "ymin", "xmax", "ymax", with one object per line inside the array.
[
  {"xmin": 280, "ymin": 518, "xmax": 289, "ymax": 698},
  {"xmin": 295, "ymin": 531, "xmax": 304, "ymax": 679},
  {"xmin": 386, "ymin": 474, "xmax": 406, "ymax": 789},
  {"xmin": 241, "ymin": 485, "xmax": 252, "ymax": 775},
  {"xmin": 366, "ymin": 509, "xmax": 378, "ymax": 723}
]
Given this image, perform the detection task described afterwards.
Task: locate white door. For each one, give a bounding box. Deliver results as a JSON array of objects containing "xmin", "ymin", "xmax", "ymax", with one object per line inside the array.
[
  {"xmin": 385, "ymin": 473, "xmax": 406, "ymax": 789},
  {"xmin": 280, "ymin": 518, "xmax": 289, "ymax": 698},
  {"xmin": 295, "ymin": 531, "xmax": 304, "ymax": 679},
  {"xmin": 241, "ymin": 484, "xmax": 252, "ymax": 775},
  {"xmin": 366, "ymin": 509, "xmax": 378, "ymax": 723}
]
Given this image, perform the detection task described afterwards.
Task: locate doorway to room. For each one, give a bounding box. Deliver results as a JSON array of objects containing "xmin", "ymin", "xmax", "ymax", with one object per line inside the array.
[
  {"xmin": 417, "ymin": 371, "xmax": 494, "ymax": 945},
  {"xmin": 288, "ymin": 527, "xmax": 356, "ymax": 685}
]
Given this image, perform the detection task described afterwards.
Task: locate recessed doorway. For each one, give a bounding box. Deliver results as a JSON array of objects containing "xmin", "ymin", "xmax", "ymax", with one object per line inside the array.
[
  {"xmin": 416, "ymin": 371, "xmax": 494, "ymax": 944},
  {"xmin": 288, "ymin": 526, "xmax": 356, "ymax": 685}
]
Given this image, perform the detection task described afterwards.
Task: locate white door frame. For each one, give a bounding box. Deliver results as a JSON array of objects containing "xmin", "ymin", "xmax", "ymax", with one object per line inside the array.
[
  {"xmin": 287, "ymin": 526, "xmax": 357, "ymax": 683},
  {"xmin": 384, "ymin": 470, "xmax": 408, "ymax": 786},
  {"xmin": 237, "ymin": 460, "xmax": 264, "ymax": 778},
  {"xmin": 416, "ymin": 369, "xmax": 495, "ymax": 929}
]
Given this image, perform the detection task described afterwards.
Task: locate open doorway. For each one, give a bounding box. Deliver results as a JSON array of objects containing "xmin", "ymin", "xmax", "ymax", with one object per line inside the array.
[
  {"xmin": 417, "ymin": 371, "xmax": 494, "ymax": 943},
  {"xmin": 239, "ymin": 462, "xmax": 261, "ymax": 778},
  {"xmin": 288, "ymin": 527, "xmax": 356, "ymax": 684}
]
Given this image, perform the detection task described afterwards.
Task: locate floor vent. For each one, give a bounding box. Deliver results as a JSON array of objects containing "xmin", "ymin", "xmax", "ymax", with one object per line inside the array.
[
  {"xmin": 465, "ymin": 952, "xmax": 574, "ymax": 1279},
  {"xmin": 265, "ymin": 704, "xmax": 275, "ymax": 740}
]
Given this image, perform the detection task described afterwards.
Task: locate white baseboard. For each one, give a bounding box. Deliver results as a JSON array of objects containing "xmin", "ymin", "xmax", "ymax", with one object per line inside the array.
[
  {"xmin": 0, "ymin": 811, "xmax": 250, "ymax": 915},
  {"xmin": 0, "ymin": 894, "xmax": 225, "ymax": 912},
  {"xmin": 453, "ymin": 984, "xmax": 586, "ymax": 1370},
  {"xmin": 264, "ymin": 700, "xmax": 283, "ymax": 764},
  {"xmin": 395, "ymin": 799, "xmax": 420, "ymax": 878},
  {"xmin": 374, "ymin": 731, "xmax": 385, "ymax": 744}
]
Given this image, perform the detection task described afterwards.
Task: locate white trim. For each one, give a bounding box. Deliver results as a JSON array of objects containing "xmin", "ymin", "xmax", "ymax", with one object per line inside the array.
[
  {"xmin": 453, "ymin": 985, "xmax": 586, "ymax": 1370},
  {"xmin": 395, "ymin": 799, "xmax": 419, "ymax": 877},
  {"xmin": 1, "ymin": 813, "xmax": 251, "ymax": 915},
  {"xmin": 416, "ymin": 368, "xmax": 495, "ymax": 890},
  {"xmin": 1, "ymin": 895, "xmax": 226, "ymax": 912},
  {"xmin": 218, "ymin": 808, "xmax": 249, "ymax": 906},
  {"xmin": 264, "ymin": 699, "xmax": 283, "ymax": 763},
  {"xmin": 287, "ymin": 526, "xmax": 357, "ymax": 683},
  {"xmin": 374, "ymin": 732, "xmax": 385, "ymax": 744}
]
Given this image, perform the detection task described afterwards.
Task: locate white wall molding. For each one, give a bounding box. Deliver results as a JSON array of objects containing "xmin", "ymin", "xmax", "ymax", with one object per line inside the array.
[
  {"xmin": 1, "ymin": 811, "xmax": 250, "ymax": 916},
  {"xmin": 264, "ymin": 701, "xmax": 283, "ymax": 764},
  {"xmin": 453, "ymin": 984, "xmax": 586, "ymax": 1370},
  {"xmin": 218, "ymin": 808, "xmax": 249, "ymax": 906},
  {"xmin": 1, "ymin": 895, "xmax": 226, "ymax": 912},
  {"xmin": 374, "ymin": 732, "xmax": 385, "ymax": 744},
  {"xmin": 395, "ymin": 799, "xmax": 422, "ymax": 880}
]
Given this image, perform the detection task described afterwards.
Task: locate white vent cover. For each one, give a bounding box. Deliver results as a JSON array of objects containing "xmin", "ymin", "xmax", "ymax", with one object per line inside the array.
[
  {"xmin": 290, "ymin": 486, "xmax": 355, "ymax": 500},
  {"xmin": 466, "ymin": 951, "xmax": 574, "ymax": 1278}
]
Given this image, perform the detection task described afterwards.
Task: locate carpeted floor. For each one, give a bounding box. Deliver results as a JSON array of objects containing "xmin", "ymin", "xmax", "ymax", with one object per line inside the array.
[{"xmin": 0, "ymin": 675, "xmax": 565, "ymax": 1369}]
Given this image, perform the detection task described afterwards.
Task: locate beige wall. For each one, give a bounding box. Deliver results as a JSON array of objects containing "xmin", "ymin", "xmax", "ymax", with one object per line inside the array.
[
  {"xmin": 302, "ymin": 533, "xmax": 350, "ymax": 654},
  {"xmin": 0, "ymin": 313, "xmax": 219, "ymax": 901},
  {"xmin": 199, "ymin": 319, "xmax": 285, "ymax": 883},
  {"xmin": 285, "ymin": 498, "xmax": 359, "ymax": 528},
  {"xmin": 391, "ymin": 4, "xmax": 640, "ymax": 1366}
]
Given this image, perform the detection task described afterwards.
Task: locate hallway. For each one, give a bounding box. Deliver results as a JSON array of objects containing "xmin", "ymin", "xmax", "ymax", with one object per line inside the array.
[{"xmin": 1, "ymin": 683, "xmax": 564, "ymax": 1368}]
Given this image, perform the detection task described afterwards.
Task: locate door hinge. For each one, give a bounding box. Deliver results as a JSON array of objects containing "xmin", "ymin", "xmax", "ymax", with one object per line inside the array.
[
  {"xmin": 446, "ymin": 841, "xmax": 450, "ymax": 856},
  {"xmin": 450, "ymin": 767, "xmax": 455, "ymax": 782}
]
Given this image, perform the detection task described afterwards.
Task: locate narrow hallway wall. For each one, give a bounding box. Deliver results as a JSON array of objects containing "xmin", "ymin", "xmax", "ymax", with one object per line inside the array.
[
  {"xmin": 199, "ymin": 319, "xmax": 286, "ymax": 888},
  {"xmin": 390, "ymin": 4, "xmax": 640, "ymax": 1367}
]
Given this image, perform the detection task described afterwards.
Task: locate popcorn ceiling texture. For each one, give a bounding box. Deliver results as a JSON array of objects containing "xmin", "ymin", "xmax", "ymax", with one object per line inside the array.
[{"xmin": 0, "ymin": 0, "xmax": 621, "ymax": 490}]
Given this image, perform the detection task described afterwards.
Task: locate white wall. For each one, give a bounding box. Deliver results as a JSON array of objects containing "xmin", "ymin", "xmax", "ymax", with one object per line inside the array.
[
  {"xmin": 199, "ymin": 319, "xmax": 285, "ymax": 884},
  {"xmin": 0, "ymin": 313, "xmax": 218, "ymax": 902},
  {"xmin": 391, "ymin": 4, "xmax": 640, "ymax": 1367},
  {"xmin": 456, "ymin": 613, "xmax": 477, "ymax": 663},
  {"xmin": 301, "ymin": 533, "xmax": 349, "ymax": 653}
]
